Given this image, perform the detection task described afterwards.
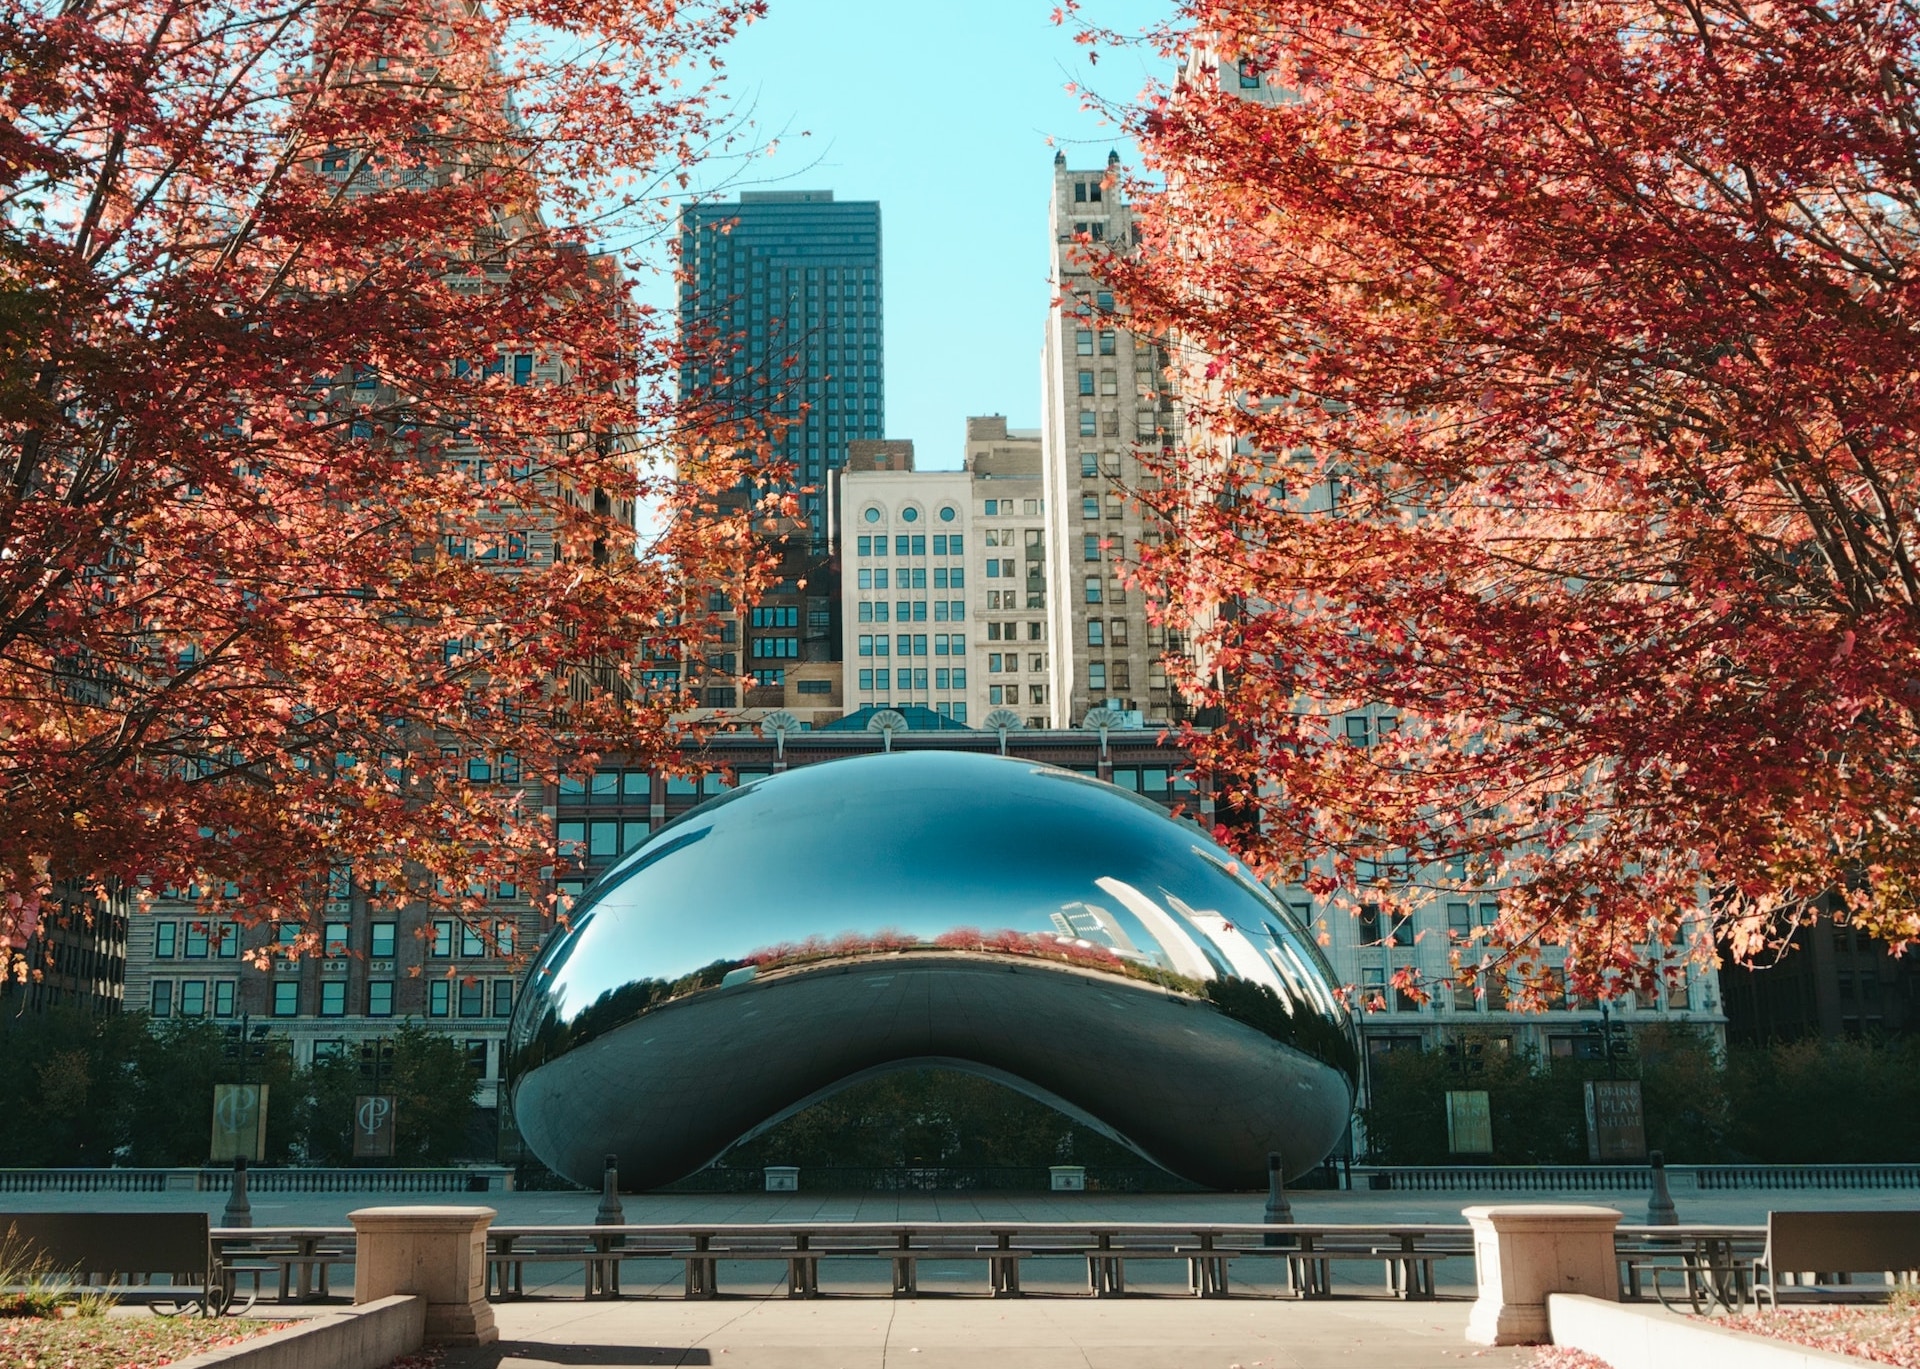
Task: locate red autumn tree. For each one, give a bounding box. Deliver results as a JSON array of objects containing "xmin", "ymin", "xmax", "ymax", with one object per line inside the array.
[
  {"xmin": 1072, "ymin": 0, "xmax": 1920, "ymax": 996},
  {"xmin": 0, "ymin": 0, "xmax": 780, "ymax": 951}
]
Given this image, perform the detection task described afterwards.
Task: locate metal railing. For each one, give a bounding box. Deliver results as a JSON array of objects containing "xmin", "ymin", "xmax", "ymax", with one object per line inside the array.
[
  {"xmin": 206, "ymin": 1218, "xmax": 1776, "ymax": 1304},
  {"xmin": 0, "ymin": 1167, "xmax": 513, "ymax": 1194},
  {"xmin": 1355, "ymin": 1164, "xmax": 1920, "ymax": 1193},
  {"xmin": 1691, "ymin": 1164, "xmax": 1920, "ymax": 1191},
  {"xmin": 659, "ymin": 1165, "xmax": 1208, "ymax": 1195}
]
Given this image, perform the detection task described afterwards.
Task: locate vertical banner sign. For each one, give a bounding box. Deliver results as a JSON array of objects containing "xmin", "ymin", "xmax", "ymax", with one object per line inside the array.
[
  {"xmin": 353, "ymin": 1095, "xmax": 397, "ymax": 1158},
  {"xmin": 1445, "ymin": 1090, "xmax": 1494, "ymax": 1155},
  {"xmin": 1583, "ymin": 1080, "xmax": 1648, "ymax": 1161},
  {"xmin": 210, "ymin": 1083, "xmax": 269, "ymax": 1162}
]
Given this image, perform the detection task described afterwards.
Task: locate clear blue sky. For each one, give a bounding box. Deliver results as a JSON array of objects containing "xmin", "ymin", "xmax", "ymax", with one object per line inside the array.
[{"xmin": 669, "ymin": 0, "xmax": 1171, "ymax": 471}]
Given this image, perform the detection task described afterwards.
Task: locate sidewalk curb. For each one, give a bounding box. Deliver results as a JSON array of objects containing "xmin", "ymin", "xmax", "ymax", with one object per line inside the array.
[
  {"xmin": 164, "ymin": 1296, "xmax": 424, "ymax": 1369},
  {"xmin": 1548, "ymin": 1294, "xmax": 1871, "ymax": 1368}
]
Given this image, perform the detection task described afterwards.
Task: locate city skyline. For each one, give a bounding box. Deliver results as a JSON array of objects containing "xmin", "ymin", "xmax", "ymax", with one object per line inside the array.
[{"xmin": 661, "ymin": 0, "xmax": 1171, "ymax": 468}]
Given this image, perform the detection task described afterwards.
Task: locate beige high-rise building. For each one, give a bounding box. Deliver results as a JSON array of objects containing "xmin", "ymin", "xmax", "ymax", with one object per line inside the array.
[
  {"xmin": 835, "ymin": 419, "xmax": 1052, "ymax": 727},
  {"xmin": 965, "ymin": 417, "xmax": 1050, "ymax": 728},
  {"xmin": 1039, "ymin": 152, "xmax": 1179, "ymax": 728}
]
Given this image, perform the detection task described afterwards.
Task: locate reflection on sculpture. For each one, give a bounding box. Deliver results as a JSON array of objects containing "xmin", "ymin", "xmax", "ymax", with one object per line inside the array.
[{"xmin": 508, "ymin": 751, "xmax": 1358, "ymax": 1190}]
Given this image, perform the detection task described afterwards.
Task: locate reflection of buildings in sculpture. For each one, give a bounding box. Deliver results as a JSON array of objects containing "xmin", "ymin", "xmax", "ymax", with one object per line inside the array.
[
  {"xmin": 1093, "ymin": 877, "xmax": 1217, "ymax": 981},
  {"xmin": 1049, "ymin": 904, "xmax": 1147, "ymax": 965}
]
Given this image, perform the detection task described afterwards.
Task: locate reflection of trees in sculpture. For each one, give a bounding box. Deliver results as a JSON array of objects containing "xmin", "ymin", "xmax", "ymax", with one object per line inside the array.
[
  {"xmin": 1203, "ymin": 977, "xmax": 1357, "ymax": 1081},
  {"xmin": 513, "ymin": 958, "xmax": 736, "ymax": 1072}
]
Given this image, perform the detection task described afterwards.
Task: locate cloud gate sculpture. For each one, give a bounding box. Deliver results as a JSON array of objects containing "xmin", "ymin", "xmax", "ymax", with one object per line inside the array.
[{"xmin": 508, "ymin": 751, "xmax": 1357, "ymax": 1190}]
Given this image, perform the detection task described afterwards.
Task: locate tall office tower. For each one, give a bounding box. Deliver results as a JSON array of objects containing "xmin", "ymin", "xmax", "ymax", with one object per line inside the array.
[
  {"xmin": 679, "ymin": 192, "xmax": 883, "ymax": 706},
  {"xmin": 1039, "ymin": 153, "xmax": 1179, "ymax": 728}
]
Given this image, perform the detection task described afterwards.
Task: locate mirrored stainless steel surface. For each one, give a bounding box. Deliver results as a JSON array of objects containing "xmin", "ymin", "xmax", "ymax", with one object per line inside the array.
[{"xmin": 509, "ymin": 751, "xmax": 1357, "ymax": 1189}]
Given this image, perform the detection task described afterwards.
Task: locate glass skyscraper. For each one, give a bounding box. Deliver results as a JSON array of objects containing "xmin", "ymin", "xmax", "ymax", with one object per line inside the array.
[{"xmin": 678, "ymin": 191, "xmax": 884, "ymax": 545}]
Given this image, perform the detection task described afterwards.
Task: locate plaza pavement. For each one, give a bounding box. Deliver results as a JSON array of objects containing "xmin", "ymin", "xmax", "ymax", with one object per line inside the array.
[{"xmin": 444, "ymin": 1294, "xmax": 1535, "ymax": 1369}]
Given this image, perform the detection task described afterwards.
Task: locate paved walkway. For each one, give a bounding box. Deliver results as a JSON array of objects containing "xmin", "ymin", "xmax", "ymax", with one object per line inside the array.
[{"xmin": 448, "ymin": 1296, "xmax": 1531, "ymax": 1369}]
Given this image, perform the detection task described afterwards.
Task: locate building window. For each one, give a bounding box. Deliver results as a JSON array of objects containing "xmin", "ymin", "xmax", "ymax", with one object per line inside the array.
[
  {"xmin": 429, "ymin": 980, "xmax": 450, "ymax": 1016},
  {"xmin": 1082, "ymin": 496, "xmax": 1099, "ymax": 521},
  {"xmin": 1084, "ymin": 576, "xmax": 1103, "ymax": 604},
  {"xmin": 184, "ymin": 924, "xmax": 209, "ymax": 959},
  {"xmin": 1078, "ymin": 370, "xmax": 1095, "ymax": 396},
  {"xmin": 370, "ymin": 921, "xmax": 395, "ymax": 958},
  {"xmin": 324, "ymin": 921, "xmax": 349, "ymax": 955},
  {"xmin": 431, "ymin": 919, "xmax": 453, "ymax": 957},
  {"xmin": 1076, "ymin": 329, "xmax": 1093, "ymax": 356},
  {"xmin": 1099, "ymin": 329, "xmax": 1116, "ymax": 355},
  {"xmin": 1079, "ymin": 411, "xmax": 1097, "ymax": 436},
  {"xmin": 1238, "ymin": 57, "xmax": 1262, "ymax": 88},
  {"xmin": 1089, "ymin": 663, "xmax": 1107, "ymax": 691},
  {"xmin": 1080, "ymin": 452, "xmax": 1098, "ymax": 476},
  {"xmin": 320, "ymin": 981, "xmax": 346, "ymax": 1017},
  {"xmin": 213, "ymin": 981, "xmax": 235, "ymax": 1017},
  {"xmin": 154, "ymin": 922, "xmax": 177, "ymax": 958},
  {"xmin": 1083, "ymin": 533, "xmax": 1101, "ymax": 561},
  {"xmin": 460, "ymin": 923, "xmax": 486, "ymax": 957},
  {"xmin": 273, "ymin": 981, "xmax": 299, "ymax": 1017},
  {"xmin": 1111, "ymin": 662, "xmax": 1131, "ymax": 690},
  {"xmin": 493, "ymin": 980, "xmax": 514, "ymax": 1017},
  {"xmin": 368, "ymin": 981, "xmax": 394, "ymax": 1017},
  {"xmin": 459, "ymin": 980, "xmax": 485, "ymax": 1017},
  {"xmin": 151, "ymin": 981, "xmax": 173, "ymax": 1017}
]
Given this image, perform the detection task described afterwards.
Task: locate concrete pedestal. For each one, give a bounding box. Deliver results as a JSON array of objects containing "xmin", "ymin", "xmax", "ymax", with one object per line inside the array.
[
  {"xmin": 1464, "ymin": 1204, "xmax": 1621, "ymax": 1346},
  {"xmin": 350, "ymin": 1205, "xmax": 498, "ymax": 1346}
]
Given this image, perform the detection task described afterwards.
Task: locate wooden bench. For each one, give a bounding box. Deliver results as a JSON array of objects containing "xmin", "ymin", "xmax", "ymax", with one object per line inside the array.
[
  {"xmin": 0, "ymin": 1212, "xmax": 236, "ymax": 1315},
  {"xmin": 1755, "ymin": 1210, "xmax": 1920, "ymax": 1309}
]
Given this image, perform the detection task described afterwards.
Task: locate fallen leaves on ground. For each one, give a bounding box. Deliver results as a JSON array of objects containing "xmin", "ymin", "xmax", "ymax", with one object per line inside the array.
[
  {"xmin": 0, "ymin": 1315, "xmax": 286, "ymax": 1369},
  {"xmin": 1527, "ymin": 1349, "xmax": 1612, "ymax": 1369},
  {"xmin": 1724, "ymin": 1306, "xmax": 1920, "ymax": 1366}
]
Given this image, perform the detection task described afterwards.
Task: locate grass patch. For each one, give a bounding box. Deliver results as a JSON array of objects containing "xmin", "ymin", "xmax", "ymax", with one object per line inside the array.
[{"xmin": 0, "ymin": 1315, "xmax": 286, "ymax": 1369}]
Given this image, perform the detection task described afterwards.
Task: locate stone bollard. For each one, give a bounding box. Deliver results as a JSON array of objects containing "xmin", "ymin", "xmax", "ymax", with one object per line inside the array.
[
  {"xmin": 1646, "ymin": 1150, "xmax": 1679, "ymax": 1226},
  {"xmin": 1464, "ymin": 1204, "xmax": 1622, "ymax": 1346},
  {"xmin": 350, "ymin": 1206, "xmax": 497, "ymax": 1346},
  {"xmin": 221, "ymin": 1155, "xmax": 252, "ymax": 1229},
  {"xmin": 1262, "ymin": 1151, "xmax": 1295, "ymax": 1249},
  {"xmin": 595, "ymin": 1155, "xmax": 625, "ymax": 1226}
]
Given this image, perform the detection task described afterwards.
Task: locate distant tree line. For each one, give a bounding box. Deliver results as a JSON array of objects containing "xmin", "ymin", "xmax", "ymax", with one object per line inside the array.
[
  {"xmin": 1360, "ymin": 1027, "xmax": 1920, "ymax": 1164},
  {"xmin": 0, "ymin": 1010, "xmax": 481, "ymax": 1166}
]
